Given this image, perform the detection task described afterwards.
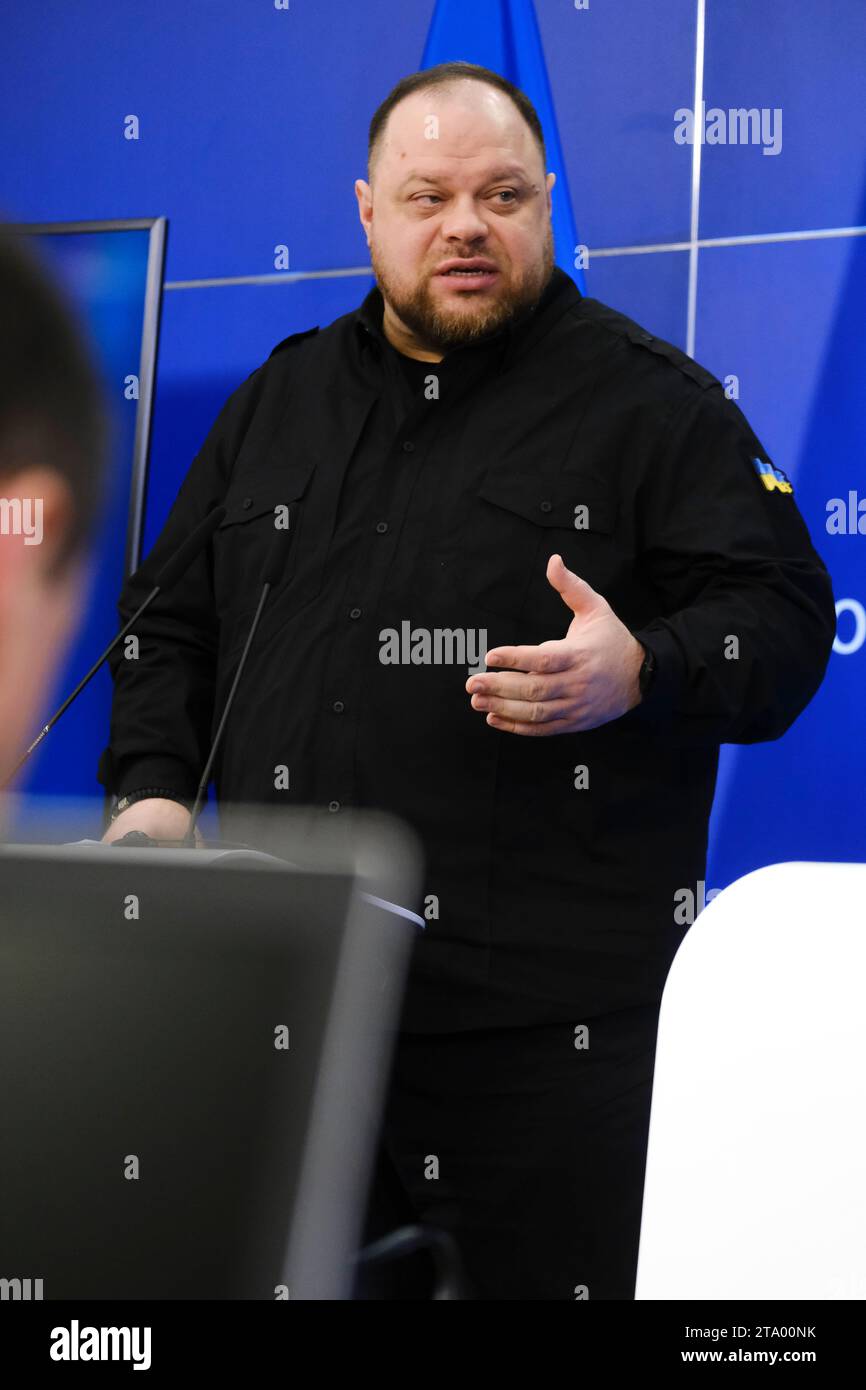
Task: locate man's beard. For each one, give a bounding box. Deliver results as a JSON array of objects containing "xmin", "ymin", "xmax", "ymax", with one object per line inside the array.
[{"xmin": 370, "ymin": 228, "xmax": 555, "ymax": 355}]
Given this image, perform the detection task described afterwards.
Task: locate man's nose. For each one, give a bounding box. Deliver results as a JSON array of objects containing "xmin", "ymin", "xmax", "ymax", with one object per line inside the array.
[{"xmin": 439, "ymin": 198, "xmax": 490, "ymax": 242}]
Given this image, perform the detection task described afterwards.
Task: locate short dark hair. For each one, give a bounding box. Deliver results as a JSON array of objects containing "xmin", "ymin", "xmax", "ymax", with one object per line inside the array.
[
  {"xmin": 368, "ymin": 62, "xmax": 547, "ymax": 181},
  {"xmin": 0, "ymin": 227, "xmax": 107, "ymax": 576}
]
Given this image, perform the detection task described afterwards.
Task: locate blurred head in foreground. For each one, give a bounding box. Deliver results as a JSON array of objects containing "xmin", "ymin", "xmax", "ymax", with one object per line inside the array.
[{"xmin": 0, "ymin": 228, "xmax": 106, "ymax": 788}]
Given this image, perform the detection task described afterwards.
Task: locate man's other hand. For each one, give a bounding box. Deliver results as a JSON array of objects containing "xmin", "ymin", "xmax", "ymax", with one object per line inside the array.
[{"xmin": 102, "ymin": 797, "xmax": 201, "ymax": 845}]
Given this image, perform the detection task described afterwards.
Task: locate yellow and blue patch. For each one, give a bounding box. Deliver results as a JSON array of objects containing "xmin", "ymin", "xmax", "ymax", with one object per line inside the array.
[{"xmin": 752, "ymin": 457, "xmax": 793, "ymax": 494}]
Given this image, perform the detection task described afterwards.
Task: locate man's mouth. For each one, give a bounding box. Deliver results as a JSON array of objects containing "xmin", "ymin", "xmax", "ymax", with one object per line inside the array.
[{"xmin": 436, "ymin": 261, "xmax": 500, "ymax": 286}]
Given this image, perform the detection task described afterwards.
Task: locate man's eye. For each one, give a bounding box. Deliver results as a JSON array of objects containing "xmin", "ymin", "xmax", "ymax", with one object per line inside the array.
[{"xmin": 412, "ymin": 190, "xmax": 519, "ymax": 208}]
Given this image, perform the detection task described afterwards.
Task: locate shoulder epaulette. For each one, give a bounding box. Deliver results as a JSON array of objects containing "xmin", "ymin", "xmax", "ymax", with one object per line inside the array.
[
  {"xmin": 578, "ymin": 298, "xmax": 721, "ymax": 391},
  {"xmin": 268, "ymin": 325, "xmax": 320, "ymax": 358}
]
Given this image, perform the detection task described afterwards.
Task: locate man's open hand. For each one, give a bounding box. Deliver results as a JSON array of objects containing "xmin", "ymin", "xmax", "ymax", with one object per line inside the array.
[{"xmin": 465, "ymin": 554, "xmax": 645, "ymax": 735}]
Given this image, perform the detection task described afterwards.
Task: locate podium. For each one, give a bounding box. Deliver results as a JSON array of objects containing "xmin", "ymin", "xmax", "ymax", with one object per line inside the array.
[{"xmin": 0, "ymin": 805, "xmax": 423, "ymax": 1299}]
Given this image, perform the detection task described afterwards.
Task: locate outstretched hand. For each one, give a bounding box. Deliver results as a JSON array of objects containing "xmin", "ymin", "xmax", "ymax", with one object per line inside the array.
[{"xmin": 465, "ymin": 554, "xmax": 645, "ymax": 735}]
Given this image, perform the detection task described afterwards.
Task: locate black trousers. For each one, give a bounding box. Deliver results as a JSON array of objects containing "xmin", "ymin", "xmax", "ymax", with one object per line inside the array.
[{"xmin": 354, "ymin": 1002, "xmax": 662, "ymax": 1300}]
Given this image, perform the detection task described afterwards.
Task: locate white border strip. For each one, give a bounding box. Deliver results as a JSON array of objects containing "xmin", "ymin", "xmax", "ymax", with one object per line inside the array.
[
  {"xmin": 163, "ymin": 227, "xmax": 866, "ymax": 290},
  {"xmin": 165, "ymin": 265, "xmax": 372, "ymax": 290},
  {"xmin": 590, "ymin": 226, "xmax": 866, "ymax": 258},
  {"xmin": 686, "ymin": 0, "xmax": 707, "ymax": 358}
]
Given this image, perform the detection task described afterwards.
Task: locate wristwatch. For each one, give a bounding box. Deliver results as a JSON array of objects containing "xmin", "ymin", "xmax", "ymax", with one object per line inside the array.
[
  {"xmin": 637, "ymin": 643, "xmax": 657, "ymax": 698},
  {"xmin": 109, "ymin": 787, "xmax": 192, "ymax": 822}
]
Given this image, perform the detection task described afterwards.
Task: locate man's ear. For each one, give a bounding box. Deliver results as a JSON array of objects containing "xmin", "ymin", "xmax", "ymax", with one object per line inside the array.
[
  {"xmin": 546, "ymin": 171, "xmax": 556, "ymax": 214},
  {"xmin": 355, "ymin": 178, "xmax": 373, "ymax": 248}
]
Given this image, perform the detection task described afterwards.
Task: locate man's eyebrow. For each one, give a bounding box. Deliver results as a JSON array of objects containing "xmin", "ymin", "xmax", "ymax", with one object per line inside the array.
[{"xmin": 397, "ymin": 166, "xmax": 532, "ymax": 191}]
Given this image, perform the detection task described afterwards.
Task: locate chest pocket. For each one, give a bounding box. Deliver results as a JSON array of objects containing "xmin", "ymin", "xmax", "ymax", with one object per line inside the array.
[
  {"xmin": 212, "ymin": 460, "xmax": 317, "ymax": 636},
  {"xmin": 453, "ymin": 468, "xmax": 620, "ymax": 621}
]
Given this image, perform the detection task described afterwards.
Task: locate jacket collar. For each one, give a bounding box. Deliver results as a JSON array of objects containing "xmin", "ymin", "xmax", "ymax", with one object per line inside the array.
[{"xmin": 354, "ymin": 264, "xmax": 581, "ymax": 375}]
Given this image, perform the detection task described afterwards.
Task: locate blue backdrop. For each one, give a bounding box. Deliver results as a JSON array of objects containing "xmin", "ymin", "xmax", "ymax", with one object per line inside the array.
[{"xmin": 3, "ymin": 0, "xmax": 864, "ymax": 886}]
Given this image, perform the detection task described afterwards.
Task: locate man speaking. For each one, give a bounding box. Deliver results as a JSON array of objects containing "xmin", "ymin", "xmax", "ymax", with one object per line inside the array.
[{"xmin": 100, "ymin": 63, "xmax": 836, "ymax": 1298}]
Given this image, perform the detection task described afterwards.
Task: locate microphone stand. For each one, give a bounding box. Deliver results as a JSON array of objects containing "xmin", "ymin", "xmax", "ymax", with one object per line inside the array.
[
  {"xmin": 5, "ymin": 585, "xmax": 163, "ymax": 787},
  {"xmin": 181, "ymin": 580, "xmax": 276, "ymax": 848}
]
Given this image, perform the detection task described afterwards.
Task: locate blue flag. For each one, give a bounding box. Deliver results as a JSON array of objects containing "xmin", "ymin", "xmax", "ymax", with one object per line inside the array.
[{"xmin": 421, "ymin": 0, "xmax": 586, "ymax": 292}]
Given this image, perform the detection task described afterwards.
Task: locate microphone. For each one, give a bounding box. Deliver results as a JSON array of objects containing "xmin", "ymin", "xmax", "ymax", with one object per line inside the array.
[
  {"xmin": 182, "ymin": 520, "xmax": 291, "ymax": 847},
  {"xmin": 2, "ymin": 505, "xmax": 226, "ymax": 788}
]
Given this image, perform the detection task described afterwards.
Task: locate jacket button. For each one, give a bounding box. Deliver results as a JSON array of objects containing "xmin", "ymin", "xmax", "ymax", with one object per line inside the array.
[
  {"xmin": 540, "ymin": 500, "xmax": 553, "ymax": 514},
  {"xmin": 402, "ymin": 441, "xmax": 415, "ymax": 453},
  {"xmin": 332, "ymin": 700, "xmax": 345, "ymax": 713},
  {"xmin": 327, "ymin": 800, "xmax": 341, "ymax": 813},
  {"xmin": 349, "ymin": 607, "xmax": 362, "ymax": 620},
  {"xmin": 375, "ymin": 521, "xmax": 389, "ymax": 534},
  {"xmin": 242, "ymin": 497, "xmax": 253, "ymax": 509}
]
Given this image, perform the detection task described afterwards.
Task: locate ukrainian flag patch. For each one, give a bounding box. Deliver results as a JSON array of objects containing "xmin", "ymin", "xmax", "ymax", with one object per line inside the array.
[{"xmin": 752, "ymin": 457, "xmax": 793, "ymax": 494}]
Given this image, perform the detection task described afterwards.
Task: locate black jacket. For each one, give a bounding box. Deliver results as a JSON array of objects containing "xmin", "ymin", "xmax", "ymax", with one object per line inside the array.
[{"xmin": 99, "ymin": 267, "xmax": 836, "ymax": 1031}]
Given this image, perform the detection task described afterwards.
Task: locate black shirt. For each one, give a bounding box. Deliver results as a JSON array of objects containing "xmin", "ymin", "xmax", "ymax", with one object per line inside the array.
[
  {"xmin": 99, "ymin": 267, "xmax": 836, "ymax": 1031},
  {"xmin": 391, "ymin": 345, "xmax": 435, "ymax": 394}
]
